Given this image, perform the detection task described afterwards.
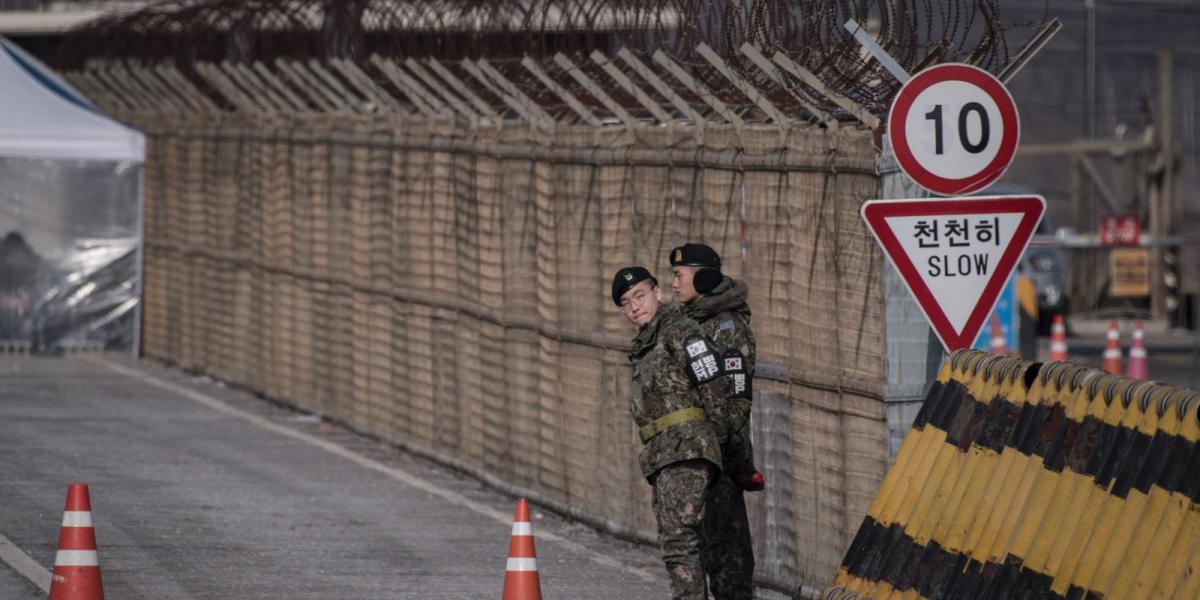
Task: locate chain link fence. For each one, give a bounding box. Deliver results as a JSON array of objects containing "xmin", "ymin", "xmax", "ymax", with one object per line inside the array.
[
  {"xmin": 54, "ymin": 1, "xmax": 1056, "ymax": 593},
  {"xmin": 125, "ymin": 109, "xmax": 882, "ymax": 593}
]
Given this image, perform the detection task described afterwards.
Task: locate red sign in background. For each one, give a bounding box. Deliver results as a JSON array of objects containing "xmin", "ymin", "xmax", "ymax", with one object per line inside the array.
[{"xmin": 1099, "ymin": 215, "xmax": 1142, "ymax": 246}]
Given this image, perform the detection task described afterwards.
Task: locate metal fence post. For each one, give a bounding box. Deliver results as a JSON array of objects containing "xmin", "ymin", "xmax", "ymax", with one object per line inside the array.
[{"xmin": 878, "ymin": 139, "xmax": 944, "ymax": 461}]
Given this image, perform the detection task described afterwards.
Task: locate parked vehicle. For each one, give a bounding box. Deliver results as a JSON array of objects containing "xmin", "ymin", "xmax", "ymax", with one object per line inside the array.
[
  {"xmin": 1023, "ymin": 217, "xmax": 1068, "ymax": 334},
  {"xmin": 978, "ymin": 185, "xmax": 1068, "ymax": 335}
]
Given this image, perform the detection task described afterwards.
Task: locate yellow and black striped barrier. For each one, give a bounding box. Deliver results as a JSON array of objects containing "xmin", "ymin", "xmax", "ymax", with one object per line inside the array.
[{"xmin": 824, "ymin": 349, "xmax": 1200, "ymax": 599}]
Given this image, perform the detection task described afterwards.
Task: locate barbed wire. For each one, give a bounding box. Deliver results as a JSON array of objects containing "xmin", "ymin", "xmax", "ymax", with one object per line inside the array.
[{"xmin": 57, "ymin": 0, "xmax": 1050, "ymax": 120}]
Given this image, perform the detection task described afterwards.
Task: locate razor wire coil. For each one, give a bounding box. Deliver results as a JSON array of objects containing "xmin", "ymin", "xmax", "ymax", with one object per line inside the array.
[{"xmin": 59, "ymin": 0, "xmax": 1051, "ymax": 122}]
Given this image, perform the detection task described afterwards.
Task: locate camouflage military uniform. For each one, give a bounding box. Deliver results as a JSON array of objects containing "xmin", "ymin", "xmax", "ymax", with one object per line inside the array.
[
  {"xmin": 684, "ymin": 277, "xmax": 757, "ymax": 600},
  {"xmin": 629, "ymin": 303, "xmax": 723, "ymax": 600}
]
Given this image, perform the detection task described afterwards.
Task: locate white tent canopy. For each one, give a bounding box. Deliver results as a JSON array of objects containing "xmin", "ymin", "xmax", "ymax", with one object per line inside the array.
[
  {"xmin": 0, "ymin": 36, "xmax": 143, "ymax": 162},
  {"xmin": 0, "ymin": 35, "xmax": 144, "ymax": 354}
]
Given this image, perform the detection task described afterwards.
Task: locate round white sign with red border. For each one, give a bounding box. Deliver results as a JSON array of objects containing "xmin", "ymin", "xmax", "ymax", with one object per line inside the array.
[{"xmin": 888, "ymin": 63, "xmax": 1019, "ymax": 196}]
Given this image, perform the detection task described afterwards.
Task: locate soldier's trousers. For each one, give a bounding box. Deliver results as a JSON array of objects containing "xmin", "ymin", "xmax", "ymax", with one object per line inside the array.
[
  {"xmin": 701, "ymin": 474, "xmax": 755, "ymax": 599},
  {"xmin": 652, "ymin": 459, "xmax": 714, "ymax": 600}
]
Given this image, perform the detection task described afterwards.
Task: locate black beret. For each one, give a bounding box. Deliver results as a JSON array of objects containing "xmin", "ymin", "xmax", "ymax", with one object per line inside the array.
[
  {"xmin": 669, "ymin": 243, "xmax": 721, "ymax": 270},
  {"xmin": 611, "ymin": 266, "xmax": 657, "ymax": 306}
]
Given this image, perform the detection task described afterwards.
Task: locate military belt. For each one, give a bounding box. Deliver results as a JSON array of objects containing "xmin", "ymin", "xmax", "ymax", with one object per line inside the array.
[{"xmin": 638, "ymin": 407, "xmax": 707, "ymax": 444}]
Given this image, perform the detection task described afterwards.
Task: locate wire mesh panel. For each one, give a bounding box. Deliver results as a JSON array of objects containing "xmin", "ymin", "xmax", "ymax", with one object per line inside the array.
[
  {"xmin": 132, "ymin": 109, "xmax": 883, "ymax": 589},
  {"xmin": 64, "ymin": 1, "xmax": 1059, "ymax": 593}
]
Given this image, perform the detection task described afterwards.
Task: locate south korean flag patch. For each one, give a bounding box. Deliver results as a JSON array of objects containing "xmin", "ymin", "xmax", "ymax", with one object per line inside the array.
[
  {"xmin": 723, "ymin": 355, "xmax": 743, "ymax": 373},
  {"xmin": 723, "ymin": 349, "xmax": 751, "ymax": 399},
  {"xmin": 683, "ymin": 335, "xmax": 721, "ymax": 385}
]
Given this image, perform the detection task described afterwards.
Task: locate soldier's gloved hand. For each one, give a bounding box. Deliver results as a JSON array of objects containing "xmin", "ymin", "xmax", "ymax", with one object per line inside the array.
[
  {"xmin": 739, "ymin": 471, "xmax": 765, "ymax": 492},
  {"xmin": 723, "ymin": 432, "xmax": 765, "ymax": 492}
]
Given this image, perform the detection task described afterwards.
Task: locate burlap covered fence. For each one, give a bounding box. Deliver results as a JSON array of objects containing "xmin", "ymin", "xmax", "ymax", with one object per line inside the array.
[{"xmin": 132, "ymin": 110, "xmax": 885, "ymax": 591}]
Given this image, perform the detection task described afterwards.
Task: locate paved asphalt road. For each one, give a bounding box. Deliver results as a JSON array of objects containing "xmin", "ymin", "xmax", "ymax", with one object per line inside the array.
[
  {"xmin": 12, "ymin": 341, "xmax": 1186, "ymax": 599},
  {"xmin": 0, "ymin": 355, "xmax": 671, "ymax": 599}
]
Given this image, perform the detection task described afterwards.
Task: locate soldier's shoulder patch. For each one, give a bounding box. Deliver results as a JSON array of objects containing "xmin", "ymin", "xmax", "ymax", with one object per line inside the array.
[
  {"xmin": 723, "ymin": 353, "xmax": 744, "ymax": 373},
  {"xmin": 684, "ymin": 335, "xmax": 710, "ymax": 358},
  {"xmin": 683, "ymin": 335, "xmax": 720, "ymax": 385},
  {"xmin": 723, "ymin": 349, "xmax": 750, "ymax": 398},
  {"xmin": 721, "ymin": 348, "xmax": 745, "ymax": 372},
  {"xmin": 719, "ymin": 319, "xmax": 735, "ymax": 331}
]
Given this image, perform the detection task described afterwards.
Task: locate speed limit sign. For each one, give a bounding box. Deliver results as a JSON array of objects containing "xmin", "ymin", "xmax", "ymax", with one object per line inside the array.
[{"xmin": 888, "ymin": 63, "xmax": 1019, "ymax": 196}]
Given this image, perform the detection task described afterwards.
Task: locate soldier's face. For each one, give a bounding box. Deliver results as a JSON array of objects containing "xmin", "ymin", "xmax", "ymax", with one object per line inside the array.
[
  {"xmin": 672, "ymin": 266, "xmax": 700, "ymax": 303},
  {"xmin": 619, "ymin": 281, "xmax": 661, "ymax": 327}
]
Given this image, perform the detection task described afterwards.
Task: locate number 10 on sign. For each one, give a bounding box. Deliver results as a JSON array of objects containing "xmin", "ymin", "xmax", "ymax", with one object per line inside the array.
[
  {"xmin": 922, "ymin": 102, "xmax": 990, "ymax": 156},
  {"xmin": 889, "ymin": 63, "xmax": 1020, "ymax": 197}
]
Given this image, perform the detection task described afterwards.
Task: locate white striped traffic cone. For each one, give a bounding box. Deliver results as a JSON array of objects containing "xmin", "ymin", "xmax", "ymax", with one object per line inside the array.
[
  {"xmin": 1102, "ymin": 320, "xmax": 1123, "ymax": 374},
  {"xmin": 1048, "ymin": 314, "xmax": 1069, "ymax": 361},
  {"xmin": 989, "ymin": 315, "xmax": 1008, "ymax": 356},
  {"xmin": 502, "ymin": 498, "xmax": 541, "ymax": 600},
  {"xmin": 1126, "ymin": 319, "xmax": 1149, "ymax": 380},
  {"xmin": 48, "ymin": 483, "xmax": 104, "ymax": 600}
]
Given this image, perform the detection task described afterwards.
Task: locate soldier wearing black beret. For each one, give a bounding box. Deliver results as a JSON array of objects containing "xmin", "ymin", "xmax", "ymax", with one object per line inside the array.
[
  {"xmin": 611, "ymin": 265, "xmax": 724, "ymax": 600},
  {"xmin": 668, "ymin": 243, "xmax": 724, "ymax": 294},
  {"xmin": 669, "ymin": 243, "xmax": 761, "ymax": 600}
]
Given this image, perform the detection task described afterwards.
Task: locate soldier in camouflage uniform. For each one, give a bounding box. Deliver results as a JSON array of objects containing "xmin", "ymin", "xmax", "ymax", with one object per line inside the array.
[
  {"xmin": 612, "ymin": 266, "xmax": 724, "ymax": 600},
  {"xmin": 670, "ymin": 243, "xmax": 760, "ymax": 600}
]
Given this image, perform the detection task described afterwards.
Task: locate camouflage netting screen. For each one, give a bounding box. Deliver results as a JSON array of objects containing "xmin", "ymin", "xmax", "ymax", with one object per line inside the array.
[{"xmin": 133, "ymin": 111, "xmax": 886, "ymax": 589}]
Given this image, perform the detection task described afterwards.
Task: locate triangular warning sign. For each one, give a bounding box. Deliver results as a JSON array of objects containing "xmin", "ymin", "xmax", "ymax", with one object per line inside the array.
[{"xmin": 861, "ymin": 195, "xmax": 1046, "ymax": 353}]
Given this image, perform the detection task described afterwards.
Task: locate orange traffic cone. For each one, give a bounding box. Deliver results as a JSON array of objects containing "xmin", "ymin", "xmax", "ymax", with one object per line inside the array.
[
  {"xmin": 1102, "ymin": 320, "xmax": 1123, "ymax": 374},
  {"xmin": 502, "ymin": 498, "xmax": 541, "ymax": 600},
  {"xmin": 1126, "ymin": 319, "xmax": 1149, "ymax": 380},
  {"xmin": 1049, "ymin": 314, "xmax": 1069, "ymax": 361},
  {"xmin": 48, "ymin": 483, "xmax": 104, "ymax": 600},
  {"xmin": 989, "ymin": 315, "xmax": 1008, "ymax": 356}
]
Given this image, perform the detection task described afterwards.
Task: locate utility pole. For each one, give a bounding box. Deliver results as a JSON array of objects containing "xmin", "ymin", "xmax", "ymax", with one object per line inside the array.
[
  {"xmin": 1084, "ymin": 0, "xmax": 1097, "ymax": 139},
  {"xmin": 1082, "ymin": 0, "xmax": 1098, "ymax": 254},
  {"xmin": 1151, "ymin": 48, "xmax": 1175, "ymax": 318}
]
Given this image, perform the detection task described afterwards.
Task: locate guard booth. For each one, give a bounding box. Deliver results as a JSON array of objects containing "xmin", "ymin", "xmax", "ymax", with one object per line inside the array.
[{"xmin": 0, "ymin": 36, "xmax": 143, "ymax": 353}]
